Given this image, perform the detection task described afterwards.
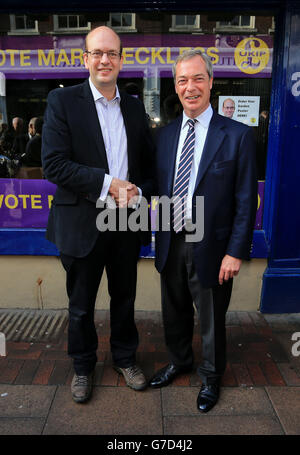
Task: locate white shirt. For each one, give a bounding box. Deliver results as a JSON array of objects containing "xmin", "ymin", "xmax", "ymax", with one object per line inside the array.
[
  {"xmin": 88, "ymin": 78, "xmax": 128, "ymax": 204},
  {"xmin": 174, "ymin": 104, "xmax": 213, "ymax": 219}
]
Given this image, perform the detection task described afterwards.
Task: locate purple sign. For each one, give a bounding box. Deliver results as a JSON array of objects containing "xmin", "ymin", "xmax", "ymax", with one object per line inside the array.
[
  {"xmin": 0, "ymin": 34, "xmax": 273, "ymax": 79},
  {"xmin": 0, "ymin": 178, "xmax": 56, "ymax": 228},
  {"xmin": 0, "ymin": 178, "xmax": 264, "ymax": 230}
]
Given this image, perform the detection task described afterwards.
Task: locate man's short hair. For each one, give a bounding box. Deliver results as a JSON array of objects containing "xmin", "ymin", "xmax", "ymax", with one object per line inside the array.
[
  {"xmin": 35, "ymin": 117, "xmax": 44, "ymax": 135},
  {"xmin": 172, "ymin": 49, "xmax": 213, "ymax": 81},
  {"xmin": 222, "ymin": 98, "xmax": 235, "ymax": 107},
  {"xmin": 84, "ymin": 26, "xmax": 123, "ymax": 55}
]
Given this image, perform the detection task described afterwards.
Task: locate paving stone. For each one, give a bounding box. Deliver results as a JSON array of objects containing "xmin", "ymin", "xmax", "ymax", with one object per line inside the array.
[
  {"xmin": 266, "ymin": 386, "xmax": 300, "ymax": 435},
  {"xmin": 0, "ymin": 385, "xmax": 56, "ymax": 417},
  {"xmin": 164, "ymin": 415, "xmax": 284, "ymax": 435},
  {"xmin": 0, "ymin": 417, "xmax": 45, "ymax": 435},
  {"xmin": 221, "ymin": 363, "xmax": 237, "ymax": 386},
  {"xmin": 6, "ymin": 349, "xmax": 42, "ymax": 360},
  {"xmin": 261, "ymin": 360, "xmax": 286, "ymax": 386},
  {"xmin": 43, "ymin": 386, "xmax": 162, "ymax": 435},
  {"xmin": 14, "ymin": 359, "xmax": 40, "ymax": 385},
  {"xmin": 48, "ymin": 359, "xmax": 72, "ymax": 385},
  {"xmin": 100, "ymin": 365, "xmax": 119, "ymax": 386},
  {"xmin": 6, "ymin": 342, "xmax": 31, "ymax": 351},
  {"xmin": 264, "ymin": 314, "xmax": 300, "ymax": 333},
  {"xmin": 249, "ymin": 312, "xmax": 269, "ymax": 327},
  {"xmin": 0, "ymin": 359, "xmax": 24, "ymax": 384},
  {"xmin": 231, "ymin": 363, "xmax": 253, "ymax": 386},
  {"xmin": 162, "ymin": 386, "xmax": 275, "ymax": 416},
  {"xmin": 277, "ymin": 363, "xmax": 300, "ymax": 386},
  {"xmin": 247, "ymin": 362, "xmax": 268, "ymax": 386},
  {"xmin": 32, "ymin": 360, "xmax": 56, "ymax": 385}
]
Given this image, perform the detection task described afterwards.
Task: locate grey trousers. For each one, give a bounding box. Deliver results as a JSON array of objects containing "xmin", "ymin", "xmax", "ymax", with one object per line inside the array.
[{"xmin": 160, "ymin": 231, "xmax": 233, "ymax": 385}]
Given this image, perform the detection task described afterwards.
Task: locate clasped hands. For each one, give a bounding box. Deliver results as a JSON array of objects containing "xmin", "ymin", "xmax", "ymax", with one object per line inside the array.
[{"xmin": 108, "ymin": 177, "xmax": 139, "ymax": 208}]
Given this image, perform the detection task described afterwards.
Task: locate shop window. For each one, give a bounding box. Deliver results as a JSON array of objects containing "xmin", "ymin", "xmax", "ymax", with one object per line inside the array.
[
  {"xmin": 108, "ymin": 13, "xmax": 136, "ymax": 32},
  {"xmin": 215, "ymin": 16, "xmax": 256, "ymax": 33},
  {"xmin": 9, "ymin": 14, "xmax": 39, "ymax": 35},
  {"xmin": 53, "ymin": 15, "xmax": 91, "ymax": 32},
  {"xmin": 170, "ymin": 15, "xmax": 201, "ymax": 32},
  {"xmin": 269, "ymin": 17, "xmax": 275, "ymax": 34}
]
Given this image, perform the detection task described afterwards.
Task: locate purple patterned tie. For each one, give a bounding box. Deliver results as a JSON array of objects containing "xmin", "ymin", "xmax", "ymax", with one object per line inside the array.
[{"xmin": 172, "ymin": 119, "xmax": 196, "ymax": 232}]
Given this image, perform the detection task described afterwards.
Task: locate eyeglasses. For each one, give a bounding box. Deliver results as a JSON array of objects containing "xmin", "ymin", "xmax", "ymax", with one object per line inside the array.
[{"xmin": 85, "ymin": 50, "xmax": 121, "ymax": 60}]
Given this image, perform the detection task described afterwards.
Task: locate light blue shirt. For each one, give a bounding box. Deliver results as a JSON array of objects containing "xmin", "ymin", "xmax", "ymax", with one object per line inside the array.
[
  {"xmin": 174, "ymin": 104, "xmax": 213, "ymax": 219},
  {"xmin": 88, "ymin": 78, "xmax": 128, "ymax": 205}
]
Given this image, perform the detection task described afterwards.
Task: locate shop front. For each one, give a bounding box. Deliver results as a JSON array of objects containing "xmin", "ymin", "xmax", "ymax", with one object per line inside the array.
[{"xmin": 0, "ymin": 0, "xmax": 299, "ymax": 313}]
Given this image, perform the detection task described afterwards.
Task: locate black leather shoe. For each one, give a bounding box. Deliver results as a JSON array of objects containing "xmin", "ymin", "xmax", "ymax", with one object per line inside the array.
[
  {"xmin": 149, "ymin": 363, "xmax": 192, "ymax": 388},
  {"xmin": 197, "ymin": 383, "xmax": 220, "ymax": 413}
]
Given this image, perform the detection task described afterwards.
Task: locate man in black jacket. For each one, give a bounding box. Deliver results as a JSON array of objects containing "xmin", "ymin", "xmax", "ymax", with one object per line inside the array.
[{"xmin": 42, "ymin": 26, "xmax": 155, "ymax": 403}]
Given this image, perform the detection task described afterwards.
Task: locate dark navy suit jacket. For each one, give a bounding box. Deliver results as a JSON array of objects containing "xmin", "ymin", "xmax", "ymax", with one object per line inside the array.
[
  {"xmin": 155, "ymin": 110, "xmax": 257, "ymax": 288},
  {"xmin": 42, "ymin": 79, "xmax": 155, "ymax": 257}
]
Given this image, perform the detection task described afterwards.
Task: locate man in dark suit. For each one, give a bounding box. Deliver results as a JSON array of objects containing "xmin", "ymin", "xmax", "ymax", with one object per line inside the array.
[
  {"xmin": 12, "ymin": 117, "xmax": 29, "ymax": 159},
  {"xmin": 21, "ymin": 117, "xmax": 43, "ymax": 167},
  {"xmin": 149, "ymin": 50, "xmax": 257, "ymax": 412},
  {"xmin": 42, "ymin": 26, "xmax": 154, "ymax": 403}
]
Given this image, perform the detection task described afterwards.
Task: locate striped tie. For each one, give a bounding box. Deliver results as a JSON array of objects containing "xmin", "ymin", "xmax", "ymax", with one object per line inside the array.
[{"xmin": 172, "ymin": 118, "xmax": 196, "ymax": 232}]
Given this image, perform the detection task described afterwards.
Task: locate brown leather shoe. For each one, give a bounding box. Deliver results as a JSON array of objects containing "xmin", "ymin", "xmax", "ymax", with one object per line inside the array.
[
  {"xmin": 114, "ymin": 365, "xmax": 147, "ymax": 391},
  {"xmin": 71, "ymin": 373, "xmax": 94, "ymax": 403}
]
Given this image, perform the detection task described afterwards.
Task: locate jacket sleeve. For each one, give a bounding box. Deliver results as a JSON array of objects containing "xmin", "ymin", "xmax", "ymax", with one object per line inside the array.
[{"xmin": 225, "ymin": 127, "xmax": 258, "ymax": 260}]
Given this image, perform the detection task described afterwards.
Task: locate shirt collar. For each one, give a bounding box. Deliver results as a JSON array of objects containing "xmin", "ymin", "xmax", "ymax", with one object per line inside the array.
[
  {"xmin": 182, "ymin": 104, "xmax": 213, "ymax": 129},
  {"xmin": 88, "ymin": 77, "xmax": 121, "ymax": 103}
]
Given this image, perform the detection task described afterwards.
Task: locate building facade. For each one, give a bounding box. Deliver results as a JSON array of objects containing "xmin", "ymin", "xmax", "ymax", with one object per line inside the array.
[{"xmin": 0, "ymin": 0, "xmax": 299, "ymax": 313}]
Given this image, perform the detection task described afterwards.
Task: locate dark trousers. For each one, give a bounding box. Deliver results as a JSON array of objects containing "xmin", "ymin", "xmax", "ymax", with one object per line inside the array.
[
  {"xmin": 60, "ymin": 229, "xmax": 141, "ymax": 375},
  {"xmin": 161, "ymin": 231, "xmax": 232, "ymax": 385}
]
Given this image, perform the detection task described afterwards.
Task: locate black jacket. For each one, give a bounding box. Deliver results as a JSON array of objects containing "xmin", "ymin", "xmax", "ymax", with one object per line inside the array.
[{"xmin": 42, "ymin": 80, "xmax": 155, "ymax": 257}]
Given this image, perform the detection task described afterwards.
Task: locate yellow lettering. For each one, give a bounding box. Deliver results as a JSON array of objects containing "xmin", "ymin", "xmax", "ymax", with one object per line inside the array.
[
  {"xmin": 0, "ymin": 50, "xmax": 5, "ymax": 66},
  {"xmin": 18, "ymin": 194, "xmax": 30, "ymax": 209},
  {"xmin": 207, "ymin": 47, "xmax": 219, "ymax": 64},
  {"xmin": 135, "ymin": 48, "xmax": 150, "ymax": 65},
  {"xmin": 6, "ymin": 50, "xmax": 18, "ymax": 66},
  {"xmin": 71, "ymin": 48, "xmax": 84, "ymax": 65},
  {"xmin": 194, "ymin": 47, "xmax": 205, "ymax": 54},
  {"xmin": 20, "ymin": 50, "xmax": 31, "ymax": 67},
  {"xmin": 38, "ymin": 49, "xmax": 55, "ymax": 66},
  {"xmin": 151, "ymin": 197, "xmax": 158, "ymax": 211},
  {"xmin": 123, "ymin": 48, "xmax": 135, "ymax": 64},
  {"xmin": 56, "ymin": 49, "xmax": 70, "ymax": 66},
  {"xmin": 31, "ymin": 195, "xmax": 42, "ymax": 209},
  {"xmin": 151, "ymin": 48, "xmax": 165, "ymax": 64},
  {"xmin": 48, "ymin": 195, "xmax": 54, "ymax": 208},
  {"xmin": 179, "ymin": 47, "xmax": 191, "ymax": 55},
  {"xmin": 166, "ymin": 48, "xmax": 175, "ymax": 64},
  {"xmin": 0, "ymin": 194, "xmax": 3, "ymax": 207},
  {"xmin": 5, "ymin": 194, "xmax": 18, "ymax": 209}
]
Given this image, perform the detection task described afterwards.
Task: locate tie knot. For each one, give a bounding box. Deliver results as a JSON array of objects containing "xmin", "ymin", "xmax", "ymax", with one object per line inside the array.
[{"xmin": 187, "ymin": 119, "xmax": 196, "ymax": 129}]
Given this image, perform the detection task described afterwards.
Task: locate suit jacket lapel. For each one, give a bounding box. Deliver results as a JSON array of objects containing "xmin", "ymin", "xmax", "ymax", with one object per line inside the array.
[
  {"xmin": 167, "ymin": 115, "xmax": 183, "ymax": 196},
  {"xmin": 194, "ymin": 111, "xmax": 226, "ymax": 190},
  {"xmin": 80, "ymin": 80, "xmax": 109, "ymax": 170}
]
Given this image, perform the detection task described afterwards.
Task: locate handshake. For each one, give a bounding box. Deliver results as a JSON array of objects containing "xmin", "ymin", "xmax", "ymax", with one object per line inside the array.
[{"xmin": 108, "ymin": 177, "xmax": 140, "ymax": 208}]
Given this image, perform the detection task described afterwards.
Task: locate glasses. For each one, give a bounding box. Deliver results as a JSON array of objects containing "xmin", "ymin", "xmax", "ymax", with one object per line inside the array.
[{"xmin": 85, "ymin": 50, "xmax": 121, "ymax": 60}]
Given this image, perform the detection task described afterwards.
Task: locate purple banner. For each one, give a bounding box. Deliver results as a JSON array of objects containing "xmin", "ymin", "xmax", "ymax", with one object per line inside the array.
[
  {"xmin": 0, "ymin": 178, "xmax": 56, "ymax": 228},
  {"xmin": 0, "ymin": 34, "xmax": 273, "ymax": 79},
  {"xmin": 0, "ymin": 178, "xmax": 265, "ymax": 230}
]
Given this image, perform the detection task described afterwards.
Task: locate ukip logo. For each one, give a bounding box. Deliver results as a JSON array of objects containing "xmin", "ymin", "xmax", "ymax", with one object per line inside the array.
[{"xmin": 234, "ymin": 37, "xmax": 270, "ymax": 75}]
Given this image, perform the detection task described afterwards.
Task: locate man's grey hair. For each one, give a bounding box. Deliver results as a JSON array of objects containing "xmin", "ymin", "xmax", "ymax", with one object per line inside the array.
[{"xmin": 172, "ymin": 49, "xmax": 213, "ymax": 81}]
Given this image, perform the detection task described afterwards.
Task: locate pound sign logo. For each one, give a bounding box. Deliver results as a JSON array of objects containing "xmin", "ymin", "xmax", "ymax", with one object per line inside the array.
[{"xmin": 234, "ymin": 38, "xmax": 270, "ymax": 75}]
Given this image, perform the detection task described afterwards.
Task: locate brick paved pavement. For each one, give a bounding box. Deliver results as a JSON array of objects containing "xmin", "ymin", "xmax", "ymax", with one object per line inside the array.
[{"xmin": 0, "ymin": 310, "xmax": 300, "ymax": 435}]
